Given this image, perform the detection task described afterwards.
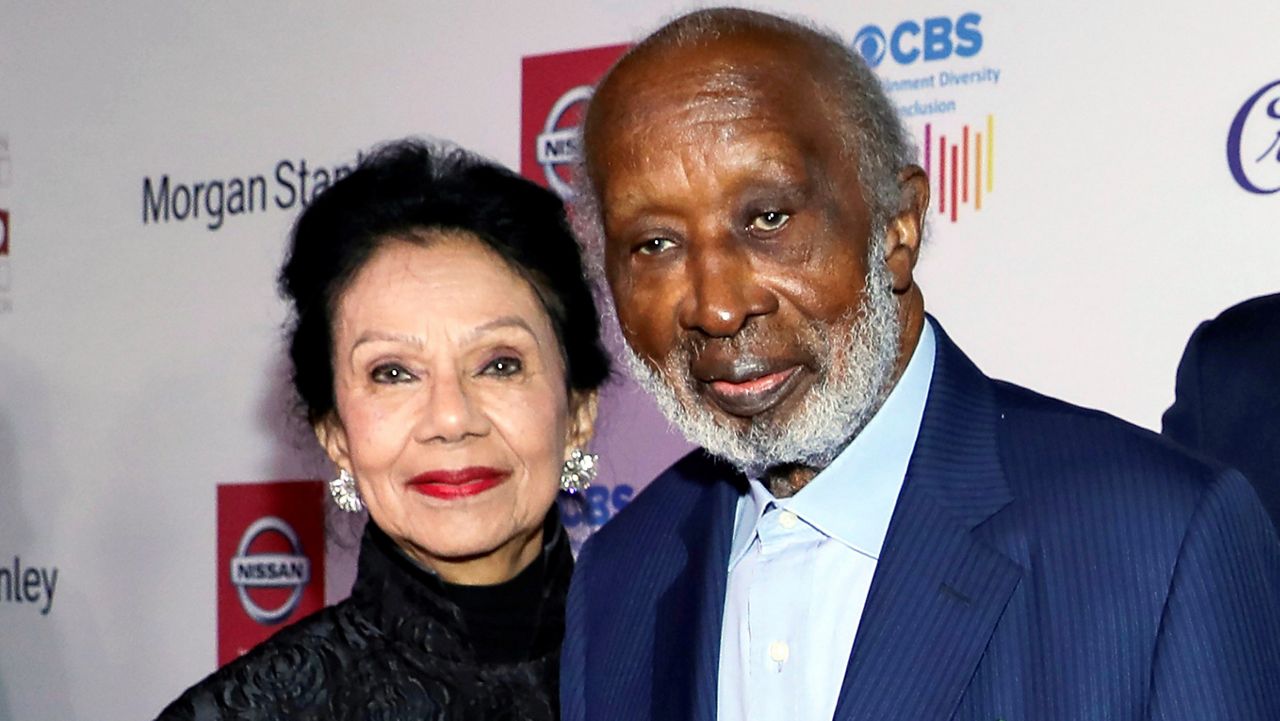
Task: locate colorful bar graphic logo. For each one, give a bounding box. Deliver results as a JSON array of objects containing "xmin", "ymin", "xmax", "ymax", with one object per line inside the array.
[{"xmin": 923, "ymin": 115, "xmax": 995, "ymax": 222}]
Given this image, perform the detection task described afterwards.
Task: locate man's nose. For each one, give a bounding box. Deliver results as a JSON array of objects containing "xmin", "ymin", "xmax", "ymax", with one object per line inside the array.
[
  {"xmin": 677, "ymin": 240, "xmax": 777, "ymax": 337},
  {"xmin": 413, "ymin": 370, "xmax": 489, "ymax": 443}
]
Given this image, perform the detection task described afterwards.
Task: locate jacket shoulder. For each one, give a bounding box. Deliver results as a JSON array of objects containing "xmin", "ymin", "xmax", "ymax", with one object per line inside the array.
[
  {"xmin": 1205, "ymin": 292, "xmax": 1280, "ymax": 336},
  {"xmin": 993, "ymin": 379, "xmax": 1232, "ymax": 510},
  {"xmin": 586, "ymin": 448, "xmax": 737, "ymax": 555}
]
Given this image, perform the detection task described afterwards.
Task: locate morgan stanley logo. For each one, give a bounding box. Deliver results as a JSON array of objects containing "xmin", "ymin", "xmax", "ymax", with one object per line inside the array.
[
  {"xmin": 231, "ymin": 516, "xmax": 312, "ymax": 624},
  {"xmin": 1228, "ymin": 79, "xmax": 1280, "ymax": 194}
]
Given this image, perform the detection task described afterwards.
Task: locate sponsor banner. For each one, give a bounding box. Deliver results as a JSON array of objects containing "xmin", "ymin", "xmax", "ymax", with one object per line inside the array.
[
  {"xmin": 1, "ymin": 179, "xmax": 10, "ymax": 303},
  {"xmin": 217, "ymin": 481, "xmax": 326, "ymax": 666},
  {"xmin": 1, "ymin": 133, "xmax": 11, "ymax": 304},
  {"xmin": 1227, "ymin": 78, "xmax": 1280, "ymax": 194},
  {"xmin": 0, "ymin": 555, "xmax": 59, "ymax": 615},
  {"xmin": 852, "ymin": 10, "xmax": 1000, "ymax": 223},
  {"xmin": 140, "ymin": 151, "xmax": 367, "ymax": 232},
  {"xmin": 0, "ymin": 134, "xmax": 10, "ymax": 187},
  {"xmin": 520, "ymin": 44, "xmax": 630, "ymax": 198}
]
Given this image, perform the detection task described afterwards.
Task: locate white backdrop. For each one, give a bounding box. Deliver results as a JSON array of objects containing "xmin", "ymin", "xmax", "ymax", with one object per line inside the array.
[{"xmin": 1, "ymin": 2, "xmax": 1277, "ymax": 719}]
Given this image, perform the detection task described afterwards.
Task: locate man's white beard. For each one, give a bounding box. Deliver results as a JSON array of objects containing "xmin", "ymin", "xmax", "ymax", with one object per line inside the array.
[{"xmin": 621, "ymin": 253, "xmax": 902, "ymax": 478}]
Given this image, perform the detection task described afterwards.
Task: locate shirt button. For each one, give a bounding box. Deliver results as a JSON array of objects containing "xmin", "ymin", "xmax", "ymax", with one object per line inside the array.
[
  {"xmin": 768, "ymin": 640, "xmax": 790, "ymax": 663},
  {"xmin": 777, "ymin": 510, "xmax": 798, "ymax": 529}
]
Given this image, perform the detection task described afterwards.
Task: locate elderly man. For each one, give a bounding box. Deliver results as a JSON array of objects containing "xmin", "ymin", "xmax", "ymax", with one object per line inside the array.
[{"xmin": 562, "ymin": 8, "xmax": 1280, "ymax": 721}]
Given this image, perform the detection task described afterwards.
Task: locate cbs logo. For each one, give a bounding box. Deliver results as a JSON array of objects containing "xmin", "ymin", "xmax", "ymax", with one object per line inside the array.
[
  {"xmin": 560, "ymin": 484, "xmax": 634, "ymax": 528},
  {"xmin": 853, "ymin": 13, "xmax": 983, "ymax": 69}
]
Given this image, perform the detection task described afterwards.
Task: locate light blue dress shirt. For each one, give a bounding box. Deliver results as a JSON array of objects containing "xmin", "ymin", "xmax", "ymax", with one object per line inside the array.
[{"xmin": 716, "ymin": 321, "xmax": 937, "ymax": 721}]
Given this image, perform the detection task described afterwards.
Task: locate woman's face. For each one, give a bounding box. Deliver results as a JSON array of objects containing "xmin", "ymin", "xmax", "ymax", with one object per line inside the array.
[{"xmin": 318, "ymin": 232, "xmax": 594, "ymax": 584}]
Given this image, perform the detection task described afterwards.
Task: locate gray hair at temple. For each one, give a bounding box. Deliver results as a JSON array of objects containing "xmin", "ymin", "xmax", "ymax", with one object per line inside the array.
[{"xmin": 572, "ymin": 6, "xmax": 918, "ymax": 275}]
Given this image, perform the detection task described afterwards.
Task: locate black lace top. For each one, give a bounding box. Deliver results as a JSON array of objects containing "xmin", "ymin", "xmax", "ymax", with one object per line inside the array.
[{"xmin": 155, "ymin": 512, "xmax": 572, "ymax": 721}]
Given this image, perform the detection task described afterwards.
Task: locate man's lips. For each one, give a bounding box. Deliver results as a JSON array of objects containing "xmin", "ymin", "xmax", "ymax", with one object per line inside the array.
[
  {"xmin": 701, "ymin": 365, "xmax": 804, "ymax": 418},
  {"xmin": 407, "ymin": 467, "xmax": 509, "ymax": 500}
]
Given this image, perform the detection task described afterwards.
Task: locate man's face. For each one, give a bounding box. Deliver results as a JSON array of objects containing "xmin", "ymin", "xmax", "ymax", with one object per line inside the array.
[{"xmin": 587, "ymin": 37, "xmax": 905, "ymax": 473}]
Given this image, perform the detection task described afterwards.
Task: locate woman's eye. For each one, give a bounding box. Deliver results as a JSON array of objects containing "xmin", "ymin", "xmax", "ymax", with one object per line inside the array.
[
  {"xmin": 371, "ymin": 363, "xmax": 416, "ymax": 384},
  {"xmin": 636, "ymin": 237, "xmax": 676, "ymax": 256},
  {"xmin": 749, "ymin": 211, "xmax": 790, "ymax": 233},
  {"xmin": 482, "ymin": 356, "xmax": 523, "ymax": 377}
]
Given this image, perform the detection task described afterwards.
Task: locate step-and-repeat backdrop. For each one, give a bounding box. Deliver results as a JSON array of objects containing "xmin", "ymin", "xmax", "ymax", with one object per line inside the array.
[{"xmin": 1, "ymin": 2, "xmax": 1277, "ymax": 718}]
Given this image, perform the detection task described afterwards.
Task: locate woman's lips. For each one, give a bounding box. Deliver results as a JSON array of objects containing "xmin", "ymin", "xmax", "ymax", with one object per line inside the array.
[
  {"xmin": 703, "ymin": 365, "xmax": 803, "ymax": 418},
  {"xmin": 407, "ymin": 467, "xmax": 510, "ymax": 500}
]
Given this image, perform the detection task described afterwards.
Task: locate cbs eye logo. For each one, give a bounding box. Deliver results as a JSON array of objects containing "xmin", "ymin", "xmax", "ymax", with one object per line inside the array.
[
  {"xmin": 853, "ymin": 26, "xmax": 889, "ymax": 68},
  {"xmin": 1227, "ymin": 79, "xmax": 1280, "ymax": 195}
]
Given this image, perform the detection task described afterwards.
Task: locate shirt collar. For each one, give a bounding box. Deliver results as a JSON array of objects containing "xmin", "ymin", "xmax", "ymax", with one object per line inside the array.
[{"xmin": 728, "ymin": 321, "xmax": 937, "ymax": 567}]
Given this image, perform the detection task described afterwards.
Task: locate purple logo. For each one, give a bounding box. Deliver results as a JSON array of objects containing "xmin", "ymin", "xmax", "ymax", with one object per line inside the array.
[{"xmin": 1227, "ymin": 79, "xmax": 1280, "ymax": 194}]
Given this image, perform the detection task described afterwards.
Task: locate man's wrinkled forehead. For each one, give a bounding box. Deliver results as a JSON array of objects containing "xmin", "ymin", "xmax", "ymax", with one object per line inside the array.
[{"xmin": 586, "ymin": 33, "xmax": 826, "ymax": 155}]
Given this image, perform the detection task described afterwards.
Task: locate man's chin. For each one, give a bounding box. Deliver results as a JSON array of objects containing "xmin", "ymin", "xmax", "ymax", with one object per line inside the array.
[{"xmin": 687, "ymin": 395, "xmax": 822, "ymax": 471}]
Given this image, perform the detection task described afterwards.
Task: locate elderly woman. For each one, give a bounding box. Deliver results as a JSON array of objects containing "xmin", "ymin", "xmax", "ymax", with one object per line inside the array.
[{"xmin": 156, "ymin": 139, "xmax": 609, "ymax": 720}]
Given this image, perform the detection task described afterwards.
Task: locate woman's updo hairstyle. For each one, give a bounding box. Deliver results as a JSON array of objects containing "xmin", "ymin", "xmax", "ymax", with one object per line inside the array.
[{"xmin": 279, "ymin": 138, "xmax": 610, "ymax": 425}]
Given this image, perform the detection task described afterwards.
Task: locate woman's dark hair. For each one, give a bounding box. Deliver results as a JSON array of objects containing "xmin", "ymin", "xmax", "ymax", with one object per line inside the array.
[{"xmin": 279, "ymin": 138, "xmax": 611, "ymax": 425}]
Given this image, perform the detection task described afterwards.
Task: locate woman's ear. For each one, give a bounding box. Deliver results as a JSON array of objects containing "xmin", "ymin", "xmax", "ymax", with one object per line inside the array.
[
  {"xmin": 314, "ymin": 412, "xmax": 352, "ymax": 472},
  {"xmin": 565, "ymin": 390, "xmax": 600, "ymax": 454}
]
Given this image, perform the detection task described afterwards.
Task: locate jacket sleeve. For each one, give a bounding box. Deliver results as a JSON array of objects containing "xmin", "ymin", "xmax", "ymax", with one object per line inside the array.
[
  {"xmin": 560, "ymin": 539, "xmax": 593, "ymax": 721},
  {"xmin": 1148, "ymin": 469, "xmax": 1280, "ymax": 720},
  {"xmin": 1161, "ymin": 320, "xmax": 1207, "ymax": 449}
]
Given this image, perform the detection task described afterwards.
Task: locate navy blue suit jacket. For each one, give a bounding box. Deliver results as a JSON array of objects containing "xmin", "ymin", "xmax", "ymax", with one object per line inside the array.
[
  {"xmin": 563, "ymin": 322, "xmax": 1280, "ymax": 721},
  {"xmin": 1163, "ymin": 292, "xmax": 1280, "ymax": 533}
]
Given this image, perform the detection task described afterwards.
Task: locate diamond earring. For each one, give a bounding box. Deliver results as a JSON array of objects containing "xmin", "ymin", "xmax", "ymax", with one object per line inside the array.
[
  {"xmin": 560, "ymin": 448, "xmax": 599, "ymax": 495},
  {"xmin": 329, "ymin": 469, "xmax": 364, "ymax": 512}
]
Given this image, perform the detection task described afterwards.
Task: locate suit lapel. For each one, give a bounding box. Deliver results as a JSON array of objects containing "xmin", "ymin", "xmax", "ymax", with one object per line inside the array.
[
  {"xmin": 650, "ymin": 455, "xmax": 742, "ymax": 721},
  {"xmin": 833, "ymin": 321, "xmax": 1024, "ymax": 720}
]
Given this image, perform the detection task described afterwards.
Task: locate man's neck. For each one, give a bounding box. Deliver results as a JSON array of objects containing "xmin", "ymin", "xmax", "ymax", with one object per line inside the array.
[{"xmin": 764, "ymin": 463, "xmax": 819, "ymax": 498}]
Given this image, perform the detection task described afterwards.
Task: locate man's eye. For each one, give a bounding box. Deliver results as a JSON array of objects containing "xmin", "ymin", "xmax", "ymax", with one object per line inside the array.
[
  {"xmin": 371, "ymin": 363, "xmax": 416, "ymax": 384},
  {"xmin": 482, "ymin": 356, "xmax": 523, "ymax": 377},
  {"xmin": 636, "ymin": 237, "xmax": 676, "ymax": 255},
  {"xmin": 749, "ymin": 211, "xmax": 790, "ymax": 233}
]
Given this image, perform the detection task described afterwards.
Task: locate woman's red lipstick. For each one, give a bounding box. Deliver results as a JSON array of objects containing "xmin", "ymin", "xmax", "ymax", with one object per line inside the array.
[{"xmin": 407, "ymin": 467, "xmax": 509, "ymax": 499}]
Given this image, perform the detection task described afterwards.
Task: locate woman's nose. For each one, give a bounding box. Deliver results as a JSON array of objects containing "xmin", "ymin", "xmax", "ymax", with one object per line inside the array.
[{"xmin": 413, "ymin": 371, "xmax": 489, "ymax": 443}]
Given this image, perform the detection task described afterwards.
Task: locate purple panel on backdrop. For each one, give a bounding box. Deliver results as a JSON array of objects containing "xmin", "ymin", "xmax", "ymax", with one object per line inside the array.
[{"xmin": 559, "ymin": 319, "xmax": 693, "ymax": 552}]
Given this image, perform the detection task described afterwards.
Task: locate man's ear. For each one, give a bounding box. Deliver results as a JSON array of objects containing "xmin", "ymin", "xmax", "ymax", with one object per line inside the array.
[
  {"xmin": 564, "ymin": 390, "xmax": 600, "ymax": 455},
  {"xmin": 314, "ymin": 412, "xmax": 352, "ymax": 472},
  {"xmin": 882, "ymin": 165, "xmax": 929, "ymax": 294}
]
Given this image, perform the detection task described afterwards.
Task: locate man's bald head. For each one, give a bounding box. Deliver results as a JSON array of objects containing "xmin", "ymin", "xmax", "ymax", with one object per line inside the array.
[{"xmin": 579, "ymin": 8, "xmax": 915, "ymax": 239}]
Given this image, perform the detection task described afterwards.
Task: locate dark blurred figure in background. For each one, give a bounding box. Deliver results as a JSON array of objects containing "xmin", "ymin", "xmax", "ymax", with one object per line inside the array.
[{"xmin": 1164, "ymin": 292, "xmax": 1280, "ymax": 532}]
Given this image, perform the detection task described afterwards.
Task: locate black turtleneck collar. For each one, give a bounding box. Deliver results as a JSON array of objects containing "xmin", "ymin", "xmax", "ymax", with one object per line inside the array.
[{"xmin": 349, "ymin": 510, "xmax": 572, "ymax": 666}]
